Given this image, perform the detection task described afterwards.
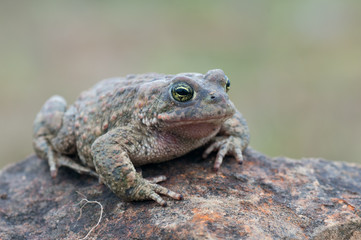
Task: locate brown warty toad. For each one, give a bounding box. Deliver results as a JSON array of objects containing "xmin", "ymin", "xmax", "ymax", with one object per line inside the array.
[{"xmin": 33, "ymin": 69, "xmax": 249, "ymax": 206}]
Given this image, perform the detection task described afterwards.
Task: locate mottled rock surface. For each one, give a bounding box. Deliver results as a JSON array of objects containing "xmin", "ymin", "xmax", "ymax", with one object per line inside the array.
[{"xmin": 0, "ymin": 148, "xmax": 360, "ymax": 240}]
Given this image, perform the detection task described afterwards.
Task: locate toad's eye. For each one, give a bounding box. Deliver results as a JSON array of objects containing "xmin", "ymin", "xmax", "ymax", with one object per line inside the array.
[
  {"xmin": 225, "ymin": 76, "xmax": 230, "ymax": 92},
  {"xmin": 171, "ymin": 82, "xmax": 194, "ymax": 102}
]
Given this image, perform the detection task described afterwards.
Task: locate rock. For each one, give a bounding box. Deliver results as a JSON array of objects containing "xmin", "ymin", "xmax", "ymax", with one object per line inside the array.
[{"xmin": 0, "ymin": 148, "xmax": 360, "ymax": 240}]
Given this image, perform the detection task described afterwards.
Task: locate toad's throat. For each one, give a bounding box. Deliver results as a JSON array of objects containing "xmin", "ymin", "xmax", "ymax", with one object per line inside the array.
[{"xmin": 167, "ymin": 122, "xmax": 222, "ymax": 139}]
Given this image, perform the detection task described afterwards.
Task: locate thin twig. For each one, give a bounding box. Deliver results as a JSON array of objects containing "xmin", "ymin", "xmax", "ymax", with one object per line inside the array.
[{"xmin": 75, "ymin": 191, "xmax": 104, "ymax": 240}]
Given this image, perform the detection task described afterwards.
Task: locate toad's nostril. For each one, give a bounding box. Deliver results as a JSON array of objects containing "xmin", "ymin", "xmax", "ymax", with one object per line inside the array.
[{"xmin": 207, "ymin": 92, "xmax": 224, "ymax": 103}]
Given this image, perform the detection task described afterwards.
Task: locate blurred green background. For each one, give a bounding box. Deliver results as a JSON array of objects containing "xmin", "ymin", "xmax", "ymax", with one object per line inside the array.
[{"xmin": 1, "ymin": 0, "xmax": 360, "ymax": 169}]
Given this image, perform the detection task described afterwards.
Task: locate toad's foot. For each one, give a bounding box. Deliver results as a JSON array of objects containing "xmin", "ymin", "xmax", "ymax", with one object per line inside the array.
[
  {"xmin": 145, "ymin": 175, "xmax": 167, "ymax": 183},
  {"xmin": 136, "ymin": 168, "xmax": 167, "ymax": 183},
  {"xmin": 130, "ymin": 178, "xmax": 183, "ymax": 206},
  {"xmin": 49, "ymin": 150, "xmax": 98, "ymax": 178},
  {"xmin": 202, "ymin": 136, "xmax": 244, "ymax": 171},
  {"xmin": 56, "ymin": 155, "xmax": 98, "ymax": 178},
  {"xmin": 33, "ymin": 136, "xmax": 97, "ymax": 178}
]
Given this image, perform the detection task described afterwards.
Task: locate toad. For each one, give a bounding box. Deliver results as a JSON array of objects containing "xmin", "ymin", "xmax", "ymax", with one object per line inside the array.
[{"xmin": 33, "ymin": 69, "xmax": 249, "ymax": 206}]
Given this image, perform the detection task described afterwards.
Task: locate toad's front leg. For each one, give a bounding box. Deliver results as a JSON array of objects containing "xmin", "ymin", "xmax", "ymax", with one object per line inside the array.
[
  {"xmin": 203, "ymin": 111, "xmax": 250, "ymax": 170},
  {"xmin": 91, "ymin": 128, "xmax": 182, "ymax": 206}
]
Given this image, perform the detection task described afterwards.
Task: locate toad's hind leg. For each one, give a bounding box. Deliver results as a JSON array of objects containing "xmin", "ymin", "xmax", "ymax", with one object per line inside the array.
[{"xmin": 33, "ymin": 95, "xmax": 96, "ymax": 178}]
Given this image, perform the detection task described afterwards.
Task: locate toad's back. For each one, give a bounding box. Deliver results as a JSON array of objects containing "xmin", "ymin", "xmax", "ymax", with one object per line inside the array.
[{"xmin": 72, "ymin": 72, "xmax": 174, "ymax": 165}]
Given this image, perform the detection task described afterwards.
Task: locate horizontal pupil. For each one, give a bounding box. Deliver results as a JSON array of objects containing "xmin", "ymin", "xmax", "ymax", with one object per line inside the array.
[{"xmin": 176, "ymin": 87, "xmax": 190, "ymax": 95}]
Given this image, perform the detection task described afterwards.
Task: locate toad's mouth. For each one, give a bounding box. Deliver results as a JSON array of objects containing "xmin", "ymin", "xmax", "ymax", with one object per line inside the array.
[
  {"xmin": 161, "ymin": 115, "xmax": 227, "ymax": 125},
  {"xmin": 157, "ymin": 109, "xmax": 234, "ymax": 126}
]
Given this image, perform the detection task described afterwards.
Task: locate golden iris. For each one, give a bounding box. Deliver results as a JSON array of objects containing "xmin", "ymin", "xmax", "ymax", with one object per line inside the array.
[
  {"xmin": 171, "ymin": 82, "xmax": 194, "ymax": 102},
  {"xmin": 225, "ymin": 76, "xmax": 230, "ymax": 92}
]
